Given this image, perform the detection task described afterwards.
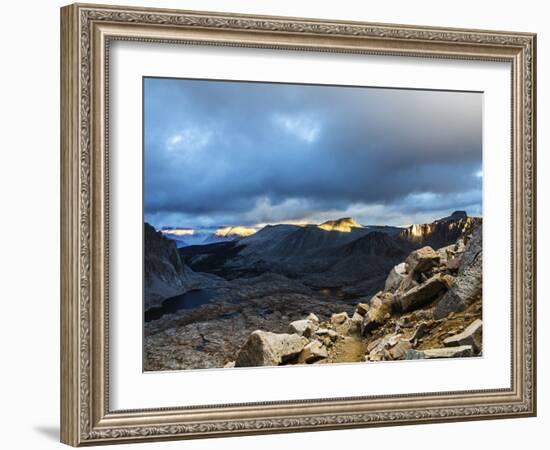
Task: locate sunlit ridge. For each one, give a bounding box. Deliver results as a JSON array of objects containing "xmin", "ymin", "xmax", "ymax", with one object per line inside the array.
[{"xmin": 215, "ymin": 226, "xmax": 258, "ymax": 237}]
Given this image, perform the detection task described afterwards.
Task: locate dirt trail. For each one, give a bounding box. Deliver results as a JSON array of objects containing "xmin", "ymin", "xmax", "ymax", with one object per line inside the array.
[{"xmin": 326, "ymin": 334, "xmax": 366, "ymax": 363}]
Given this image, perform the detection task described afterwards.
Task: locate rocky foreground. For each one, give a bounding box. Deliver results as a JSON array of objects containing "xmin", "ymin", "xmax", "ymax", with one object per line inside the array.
[
  {"xmin": 144, "ymin": 222, "xmax": 482, "ymax": 370},
  {"xmin": 227, "ymin": 226, "xmax": 482, "ymax": 367},
  {"xmin": 144, "ymin": 275, "xmax": 358, "ymax": 370}
]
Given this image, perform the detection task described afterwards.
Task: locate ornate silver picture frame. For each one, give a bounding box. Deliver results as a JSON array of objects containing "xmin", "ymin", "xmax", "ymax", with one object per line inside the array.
[{"xmin": 60, "ymin": 3, "xmax": 536, "ymax": 446}]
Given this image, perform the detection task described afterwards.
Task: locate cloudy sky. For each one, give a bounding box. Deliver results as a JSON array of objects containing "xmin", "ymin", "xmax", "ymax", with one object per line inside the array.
[{"xmin": 144, "ymin": 77, "xmax": 482, "ymax": 229}]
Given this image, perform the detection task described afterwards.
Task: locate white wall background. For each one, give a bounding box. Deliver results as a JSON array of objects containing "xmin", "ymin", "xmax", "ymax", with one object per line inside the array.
[{"xmin": 0, "ymin": 1, "xmax": 546, "ymax": 448}]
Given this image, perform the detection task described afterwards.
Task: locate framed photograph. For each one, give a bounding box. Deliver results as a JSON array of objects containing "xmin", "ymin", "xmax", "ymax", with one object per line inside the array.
[{"xmin": 60, "ymin": 3, "xmax": 537, "ymax": 446}]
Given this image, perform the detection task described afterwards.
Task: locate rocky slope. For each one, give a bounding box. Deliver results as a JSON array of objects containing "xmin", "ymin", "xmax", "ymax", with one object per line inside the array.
[{"xmin": 226, "ymin": 224, "xmax": 483, "ymax": 367}]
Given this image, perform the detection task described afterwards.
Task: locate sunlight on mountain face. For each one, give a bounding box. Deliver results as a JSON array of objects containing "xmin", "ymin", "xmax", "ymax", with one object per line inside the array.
[
  {"xmin": 409, "ymin": 223, "xmax": 434, "ymax": 238},
  {"xmin": 318, "ymin": 217, "xmax": 363, "ymax": 233},
  {"xmin": 404, "ymin": 214, "xmax": 476, "ymax": 241},
  {"xmin": 161, "ymin": 228, "xmax": 194, "ymax": 236},
  {"xmin": 215, "ymin": 226, "xmax": 258, "ymax": 237}
]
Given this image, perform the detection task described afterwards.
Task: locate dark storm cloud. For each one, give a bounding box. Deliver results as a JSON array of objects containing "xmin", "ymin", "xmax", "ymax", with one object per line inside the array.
[{"xmin": 144, "ymin": 78, "xmax": 482, "ymax": 227}]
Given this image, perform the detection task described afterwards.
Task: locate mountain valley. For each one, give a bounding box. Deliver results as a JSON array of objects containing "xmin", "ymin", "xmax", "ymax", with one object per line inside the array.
[{"xmin": 143, "ymin": 212, "xmax": 482, "ymax": 370}]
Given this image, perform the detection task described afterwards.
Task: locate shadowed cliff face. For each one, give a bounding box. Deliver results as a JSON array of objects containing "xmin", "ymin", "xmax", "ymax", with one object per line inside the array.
[
  {"xmin": 144, "ymin": 223, "xmax": 226, "ymax": 309},
  {"xmin": 144, "ymin": 223, "xmax": 186, "ymax": 281},
  {"xmin": 144, "ymin": 223, "xmax": 190, "ymax": 309}
]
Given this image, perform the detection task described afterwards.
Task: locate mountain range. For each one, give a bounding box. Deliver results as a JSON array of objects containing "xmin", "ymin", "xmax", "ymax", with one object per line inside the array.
[
  {"xmin": 144, "ymin": 211, "xmax": 481, "ymax": 308},
  {"xmin": 144, "ymin": 211, "xmax": 482, "ymax": 370}
]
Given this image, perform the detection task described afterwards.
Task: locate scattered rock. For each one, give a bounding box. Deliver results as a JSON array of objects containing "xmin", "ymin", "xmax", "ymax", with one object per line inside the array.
[
  {"xmin": 387, "ymin": 334, "xmax": 401, "ymax": 346},
  {"xmin": 446, "ymin": 257, "xmax": 462, "ymax": 271},
  {"xmin": 331, "ymin": 312, "xmax": 349, "ymax": 326},
  {"xmin": 355, "ymin": 303, "xmax": 370, "ymax": 317},
  {"xmin": 437, "ymin": 244, "xmax": 453, "ymax": 265},
  {"xmin": 361, "ymin": 292, "xmax": 393, "ymax": 335},
  {"xmin": 288, "ymin": 319, "xmax": 317, "ymax": 337},
  {"xmin": 441, "ymin": 274, "xmax": 456, "ymax": 289},
  {"xmin": 306, "ymin": 313, "xmax": 320, "ymax": 324},
  {"xmin": 365, "ymin": 334, "xmax": 400, "ymax": 361},
  {"xmin": 395, "ymin": 275, "xmax": 419, "ymax": 295},
  {"xmin": 329, "ymin": 313, "xmax": 351, "ymax": 335},
  {"xmin": 327, "ymin": 329, "xmax": 338, "ymax": 340},
  {"xmin": 316, "ymin": 328, "xmax": 339, "ymax": 341},
  {"xmin": 409, "ymin": 322, "xmax": 430, "ymax": 342},
  {"xmin": 366, "ymin": 337, "xmax": 383, "ymax": 353},
  {"xmin": 404, "ymin": 345, "xmax": 474, "ymax": 359},
  {"xmin": 389, "ymin": 340, "xmax": 412, "ymax": 360},
  {"xmin": 366, "ymin": 347, "xmax": 389, "ymax": 361},
  {"xmin": 394, "ymin": 273, "xmax": 448, "ymax": 312},
  {"xmin": 297, "ymin": 340, "xmax": 328, "ymax": 363},
  {"xmin": 384, "ymin": 262, "xmax": 407, "ymax": 292},
  {"xmin": 350, "ymin": 312, "xmax": 364, "ymax": 331},
  {"xmin": 443, "ymin": 319, "xmax": 482, "ymax": 353},
  {"xmin": 411, "ymin": 310, "xmax": 434, "ymax": 322},
  {"xmin": 223, "ymin": 361, "xmax": 235, "ymax": 368},
  {"xmin": 235, "ymin": 331, "xmax": 308, "ymax": 367},
  {"xmin": 405, "ymin": 246, "xmax": 440, "ymax": 274},
  {"xmin": 455, "ymin": 238, "xmax": 466, "ymax": 254}
]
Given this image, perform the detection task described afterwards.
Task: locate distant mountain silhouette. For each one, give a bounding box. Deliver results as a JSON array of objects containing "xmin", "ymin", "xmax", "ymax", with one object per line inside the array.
[{"xmin": 174, "ymin": 212, "xmax": 481, "ymax": 297}]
